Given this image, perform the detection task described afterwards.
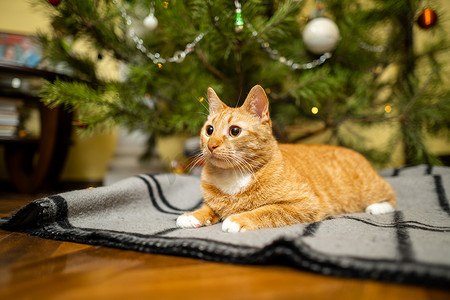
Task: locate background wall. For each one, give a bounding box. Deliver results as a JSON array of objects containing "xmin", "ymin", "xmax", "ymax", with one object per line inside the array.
[{"xmin": 0, "ymin": 1, "xmax": 117, "ymax": 182}]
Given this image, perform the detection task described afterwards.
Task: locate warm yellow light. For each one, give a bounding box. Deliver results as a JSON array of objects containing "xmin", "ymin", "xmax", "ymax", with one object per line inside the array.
[
  {"xmin": 199, "ymin": 97, "xmax": 204, "ymax": 102},
  {"xmin": 157, "ymin": 63, "xmax": 163, "ymax": 68},
  {"xmin": 265, "ymin": 88, "xmax": 271, "ymax": 94},
  {"xmin": 311, "ymin": 107, "xmax": 319, "ymax": 114},
  {"xmin": 385, "ymin": 105, "xmax": 392, "ymax": 113}
]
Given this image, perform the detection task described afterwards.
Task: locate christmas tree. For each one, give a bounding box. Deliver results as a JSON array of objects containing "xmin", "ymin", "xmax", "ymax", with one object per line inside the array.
[{"xmin": 37, "ymin": 0, "xmax": 449, "ymax": 167}]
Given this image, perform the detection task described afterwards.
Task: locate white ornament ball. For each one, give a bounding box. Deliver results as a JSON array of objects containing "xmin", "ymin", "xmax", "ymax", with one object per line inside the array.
[
  {"xmin": 302, "ymin": 17, "xmax": 340, "ymax": 54},
  {"xmin": 144, "ymin": 14, "xmax": 158, "ymax": 31}
]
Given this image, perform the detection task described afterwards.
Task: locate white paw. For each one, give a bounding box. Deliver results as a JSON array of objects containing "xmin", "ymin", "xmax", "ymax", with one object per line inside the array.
[
  {"xmin": 365, "ymin": 202, "xmax": 395, "ymax": 215},
  {"xmin": 222, "ymin": 218, "xmax": 246, "ymax": 233},
  {"xmin": 176, "ymin": 215, "xmax": 201, "ymax": 228}
]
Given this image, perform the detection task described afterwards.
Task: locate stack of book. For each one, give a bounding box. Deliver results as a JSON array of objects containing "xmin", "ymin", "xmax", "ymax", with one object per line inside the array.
[{"xmin": 0, "ymin": 99, "xmax": 21, "ymax": 137}]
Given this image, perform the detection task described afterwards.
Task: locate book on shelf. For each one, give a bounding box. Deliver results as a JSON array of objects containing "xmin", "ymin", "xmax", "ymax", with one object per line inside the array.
[
  {"xmin": 0, "ymin": 125, "xmax": 16, "ymax": 136},
  {"xmin": 0, "ymin": 111, "xmax": 20, "ymax": 126},
  {"xmin": 0, "ymin": 98, "xmax": 24, "ymax": 138}
]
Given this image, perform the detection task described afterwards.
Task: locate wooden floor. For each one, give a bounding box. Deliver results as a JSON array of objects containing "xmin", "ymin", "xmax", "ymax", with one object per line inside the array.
[{"xmin": 1, "ymin": 192, "xmax": 449, "ymax": 299}]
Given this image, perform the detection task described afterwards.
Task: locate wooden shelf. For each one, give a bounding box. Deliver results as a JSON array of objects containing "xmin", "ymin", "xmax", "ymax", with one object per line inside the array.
[
  {"xmin": 0, "ymin": 64, "xmax": 73, "ymax": 193},
  {"xmin": 0, "ymin": 136, "xmax": 40, "ymax": 144}
]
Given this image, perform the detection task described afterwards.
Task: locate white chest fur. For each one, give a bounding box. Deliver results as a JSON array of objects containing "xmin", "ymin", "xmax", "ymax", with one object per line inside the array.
[{"xmin": 208, "ymin": 169, "xmax": 253, "ymax": 195}]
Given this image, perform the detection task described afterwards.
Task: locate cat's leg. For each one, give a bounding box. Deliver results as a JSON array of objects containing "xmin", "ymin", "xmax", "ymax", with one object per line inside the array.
[
  {"xmin": 176, "ymin": 204, "xmax": 219, "ymax": 229},
  {"xmin": 222, "ymin": 203, "xmax": 319, "ymax": 232},
  {"xmin": 365, "ymin": 202, "xmax": 395, "ymax": 215}
]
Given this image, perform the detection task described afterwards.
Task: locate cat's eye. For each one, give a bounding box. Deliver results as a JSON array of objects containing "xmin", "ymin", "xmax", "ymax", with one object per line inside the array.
[
  {"xmin": 206, "ymin": 125, "xmax": 214, "ymax": 136},
  {"xmin": 229, "ymin": 126, "xmax": 242, "ymax": 137}
]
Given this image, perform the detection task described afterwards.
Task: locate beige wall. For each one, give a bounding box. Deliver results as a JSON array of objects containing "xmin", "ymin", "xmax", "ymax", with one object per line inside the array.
[{"xmin": 0, "ymin": 1, "xmax": 117, "ymax": 181}]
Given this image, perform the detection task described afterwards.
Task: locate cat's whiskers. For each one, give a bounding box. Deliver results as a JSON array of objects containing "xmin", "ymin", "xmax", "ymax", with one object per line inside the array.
[
  {"xmin": 240, "ymin": 159, "xmax": 262, "ymax": 190},
  {"xmin": 194, "ymin": 111, "xmax": 209, "ymax": 117},
  {"xmin": 230, "ymin": 155, "xmax": 248, "ymax": 185},
  {"xmin": 228, "ymin": 152, "xmax": 263, "ymax": 191},
  {"xmin": 186, "ymin": 152, "xmax": 205, "ymax": 173}
]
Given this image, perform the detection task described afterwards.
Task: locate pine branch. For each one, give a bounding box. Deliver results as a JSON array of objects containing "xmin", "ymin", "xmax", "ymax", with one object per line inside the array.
[
  {"xmin": 195, "ymin": 46, "xmax": 232, "ymax": 84},
  {"xmin": 400, "ymin": 73, "xmax": 434, "ymax": 119},
  {"xmin": 243, "ymin": 0, "xmax": 302, "ymax": 48},
  {"xmin": 205, "ymin": 0, "xmax": 234, "ymax": 47},
  {"xmin": 65, "ymin": 0, "xmax": 129, "ymax": 62}
]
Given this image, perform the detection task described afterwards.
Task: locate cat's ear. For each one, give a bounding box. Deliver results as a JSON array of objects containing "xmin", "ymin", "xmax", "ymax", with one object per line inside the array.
[
  {"xmin": 207, "ymin": 87, "xmax": 227, "ymax": 115},
  {"xmin": 243, "ymin": 85, "xmax": 271, "ymax": 124}
]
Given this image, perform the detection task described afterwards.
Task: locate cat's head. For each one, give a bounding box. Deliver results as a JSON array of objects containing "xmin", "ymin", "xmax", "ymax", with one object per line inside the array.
[{"xmin": 200, "ymin": 85, "xmax": 275, "ymax": 170}]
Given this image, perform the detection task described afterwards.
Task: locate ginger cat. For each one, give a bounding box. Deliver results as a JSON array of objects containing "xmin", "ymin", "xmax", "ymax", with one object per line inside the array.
[{"xmin": 177, "ymin": 85, "xmax": 396, "ymax": 232}]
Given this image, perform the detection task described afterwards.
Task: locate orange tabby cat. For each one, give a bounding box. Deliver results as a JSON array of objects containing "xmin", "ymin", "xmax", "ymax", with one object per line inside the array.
[{"xmin": 176, "ymin": 85, "xmax": 396, "ymax": 232}]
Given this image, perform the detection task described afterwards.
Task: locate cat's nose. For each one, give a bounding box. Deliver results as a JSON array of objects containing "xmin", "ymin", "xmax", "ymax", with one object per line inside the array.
[{"xmin": 208, "ymin": 143, "xmax": 219, "ymax": 152}]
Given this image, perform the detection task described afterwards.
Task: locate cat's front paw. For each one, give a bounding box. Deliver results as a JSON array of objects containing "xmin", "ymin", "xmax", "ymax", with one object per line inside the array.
[
  {"xmin": 222, "ymin": 218, "xmax": 247, "ymax": 233},
  {"xmin": 176, "ymin": 215, "xmax": 202, "ymax": 228},
  {"xmin": 176, "ymin": 205, "xmax": 219, "ymax": 229}
]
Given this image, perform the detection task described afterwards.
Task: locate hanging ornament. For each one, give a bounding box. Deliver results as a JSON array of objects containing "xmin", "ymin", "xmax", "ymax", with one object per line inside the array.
[
  {"xmin": 76, "ymin": 120, "xmax": 88, "ymax": 129},
  {"xmin": 47, "ymin": 0, "xmax": 62, "ymax": 6},
  {"xmin": 310, "ymin": 4, "xmax": 324, "ymax": 19},
  {"xmin": 143, "ymin": 9, "xmax": 158, "ymax": 31},
  {"xmin": 234, "ymin": 0, "xmax": 244, "ymax": 32},
  {"xmin": 417, "ymin": 8, "xmax": 438, "ymax": 29},
  {"xmin": 302, "ymin": 17, "xmax": 340, "ymax": 55}
]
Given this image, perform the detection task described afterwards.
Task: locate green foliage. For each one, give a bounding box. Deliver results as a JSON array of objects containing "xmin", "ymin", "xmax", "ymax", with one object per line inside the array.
[{"xmin": 37, "ymin": 0, "xmax": 450, "ymax": 166}]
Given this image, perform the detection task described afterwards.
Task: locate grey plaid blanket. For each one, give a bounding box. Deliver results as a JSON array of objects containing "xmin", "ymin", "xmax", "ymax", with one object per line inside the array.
[{"xmin": 1, "ymin": 165, "xmax": 449, "ymax": 287}]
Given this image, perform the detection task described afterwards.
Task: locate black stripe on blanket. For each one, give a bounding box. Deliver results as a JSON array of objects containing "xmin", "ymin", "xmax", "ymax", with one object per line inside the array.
[
  {"xmin": 339, "ymin": 216, "xmax": 450, "ymax": 232},
  {"xmin": 147, "ymin": 174, "xmax": 203, "ymax": 212},
  {"xmin": 302, "ymin": 221, "xmax": 321, "ymax": 237},
  {"xmin": 392, "ymin": 168, "xmax": 400, "ymax": 177},
  {"xmin": 394, "ymin": 211, "xmax": 414, "ymax": 262},
  {"xmin": 136, "ymin": 175, "xmax": 179, "ymax": 215},
  {"xmin": 147, "ymin": 174, "xmax": 186, "ymax": 212},
  {"xmin": 391, "ymin": 165, "xmax": 434, "ymax": 177},
  {"xmin": 434, "ymin": 175, "xmax": 450, "ymax": 217}
]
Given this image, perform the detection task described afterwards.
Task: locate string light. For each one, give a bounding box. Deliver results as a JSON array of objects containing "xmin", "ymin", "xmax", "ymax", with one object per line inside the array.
[
  {"xmin": 311, "ymin": 106, "xmax": 319, "ymax": 114},
  {"xmin": 234, "ymin": 0, "xmax": 244, "ymax": 32},
  {"xmin": 359, "ymin": 41, "xmax": 386, "ymax": 53},
  {"xmin": 245, "ymin": 22, "xmax": 332, "ymax": 70},
  {"xmin": 384, "ymin": 105, "xmax": 392, "ymax": 113},
  {"xmin": 114, "ymin": 0, "xmax": 331, "ymax": 70},
  {"xmin": 112, "ymin": 0, "xmax": 206, "ymax": 66}
]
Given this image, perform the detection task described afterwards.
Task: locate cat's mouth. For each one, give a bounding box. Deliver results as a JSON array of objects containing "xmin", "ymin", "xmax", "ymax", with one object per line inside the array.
[
  {"xmin": 206, "ymin": 152, "xmax": 235, "ymax": 168},
  {"xmin": 209, "ymin": 152, "xmax": 224, "ymax": 162}
]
